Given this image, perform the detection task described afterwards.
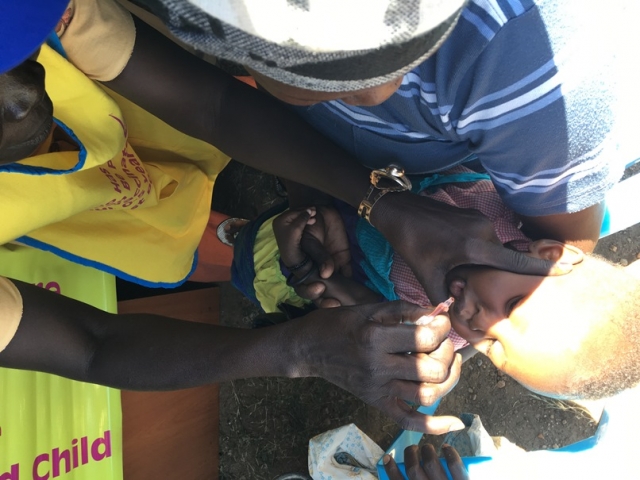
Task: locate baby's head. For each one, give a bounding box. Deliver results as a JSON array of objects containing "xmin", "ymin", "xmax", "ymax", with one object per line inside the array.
[
  {"xmin": 0, "ymin": 54, "xmax": 53, "ymax": 165},
  {"xmin": 446, "ymin": 239, "xmax": 640, "ymax": 400}
]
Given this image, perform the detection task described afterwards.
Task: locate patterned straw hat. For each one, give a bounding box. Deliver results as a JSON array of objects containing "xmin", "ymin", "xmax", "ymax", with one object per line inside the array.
[{"xmin": 131, "ymin": 0, "xmax": 467, "ymax": 92}]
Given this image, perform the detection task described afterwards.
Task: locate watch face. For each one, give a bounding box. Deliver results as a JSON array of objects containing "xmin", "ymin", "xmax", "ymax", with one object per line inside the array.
[
  {"xmin": 376, "ymin": 175, "xmax": 404, "ymax": 190},
  {"xmin": 372, "ymin": 167, "xmax": 411, "ymax": 191}
]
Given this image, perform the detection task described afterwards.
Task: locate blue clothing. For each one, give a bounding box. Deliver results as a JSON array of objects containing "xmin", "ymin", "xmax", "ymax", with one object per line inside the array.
[
  {"xmin": 231, "ymin": 202, "xmax": 288, "ymax": 308},
  {"xmin": 293, "ymin": 0, "xmax": 635, "ymax": 216},
  {"xmin": 232, "ymin": 170, "xmax": 513, "ymax": 313},
  {"xmin": 354, "ymin": 171, "xmax": 491, "ymax": 301}
]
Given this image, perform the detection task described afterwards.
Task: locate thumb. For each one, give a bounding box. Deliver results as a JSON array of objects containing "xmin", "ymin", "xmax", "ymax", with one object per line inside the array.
[
  {"xmin": 287, "ymin": 208, "xmax": 315, "ymax": 233},
  {"xmin": 413, "ymin": 267, "xmax": 450, "ymax": 305},
  {"xmin": 377, "ymin": 396, "xmax": 466, "ymax": 434},
  {"xmin": 274, "ymin": 209, "xmax": 314, "ymax": 244},
  {"xmin": 467, "ymin": 240, "xmax": 573, "ymax": 276},
  {"xmin": 368, "ymin": 300, "xmax": 432, "ymax": 325},
  {"xmin": 301, "ymin": 234, "xmax": 336, "ymax": 279}
]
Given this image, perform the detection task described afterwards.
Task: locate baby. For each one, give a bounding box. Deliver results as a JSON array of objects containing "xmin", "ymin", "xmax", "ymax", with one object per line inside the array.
[{"xmin": 231, "ymin": 168, "xmax": 640, "ymax": 401}]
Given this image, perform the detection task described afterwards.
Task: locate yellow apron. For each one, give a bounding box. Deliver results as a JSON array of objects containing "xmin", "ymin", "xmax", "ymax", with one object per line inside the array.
[{"xmin": 0, "ymin": 45, "xmax": 231, "ymax": 286}]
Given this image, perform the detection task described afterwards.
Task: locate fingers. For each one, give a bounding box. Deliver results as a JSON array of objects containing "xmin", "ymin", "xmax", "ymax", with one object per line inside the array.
[
  {"xmin": 386, "ymin": 315, "xmax": 451, "ymax": 353},
  {"xmin": 415, "ymin": 268, "xmax": 451, "ymax": 305},
  {"xmin": 375, "ymin": 396, "xmax": 465, "ymax": 434},
  {"xmin": 300, "ymin": 233, "xmax": 335, "ymax": 278},
  {"xmin": 441, "ymin": 444, "xmax": 469, "ymax": 480},
  {"xmin": 274, "ymin": 207, "xmax": 315, "ymax": 229},
  {"xmin": 316, "ymin": 297, "xmax": 342, "ymax": 308},
  {"xmin": 387, "ymin": 338, "xmax": 455, "ymax": 386},
  {"xmin": 318, "ymin": 257, "xmax": 336, "ymax": 279},
  {"xmin": 420, "ymin": 444, "xmax": 450, "ymax": 480},
  {"xmin": 384, "ymin": 444, "xmax": 466, "ymax": 480},
  {"xmin": 316, "ymin": 206, "xmax": 352, "ymax": 277},
  {"xmin": 294, "ymin": 281, "xmax": 326, "ymax": 300},
  {"xmin": 413, "ymin": 411, "xmax": 465, "ymax": 436},
  {"xmin": 293, "ymin": 282, "xmax": 343, "ymax": 307},
  {"xmin": 424, "ymin": 337, "xmax": 455, "ymax": 369},
  {"xmin": 386, "ymin": 353, "xmax": 461, "ymax": 405},
  {"xmin": 273, "ymin": 208, "xmax": 317, "ymax": 267},
  {"xmin": 367, "ymin": 300, "xmax": 436, "ymax": 326},
  {"xmin": 467, "ymin": 239, "xmax": 573, "ymax": 277},
  {"xmin": 382, "ymin": 453, "xmax": 406, "ymax": 480},
  {"xmin": 403, "ymin": 445, "xmax": 430, "ymax": 480},
  {"xmin": 336, "ymin": 251, "xmax": 353, "ymax": 278}
]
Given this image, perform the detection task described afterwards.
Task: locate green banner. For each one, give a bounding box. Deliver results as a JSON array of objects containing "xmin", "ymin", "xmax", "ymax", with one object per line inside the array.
[{"xmin": 0, "ymin": 244, "xmax": 122, "ymax": 480}]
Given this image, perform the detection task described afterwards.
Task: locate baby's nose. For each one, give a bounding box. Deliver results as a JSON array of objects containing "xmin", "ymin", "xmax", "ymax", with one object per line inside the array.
[{"xmin": 473, "ymin": 306, "xmax": 505, "ymax": 333}]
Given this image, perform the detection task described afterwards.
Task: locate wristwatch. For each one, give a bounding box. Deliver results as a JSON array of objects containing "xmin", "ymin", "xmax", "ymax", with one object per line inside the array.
[{"xmin": 358, "ymin": 164, "xmax": 412, "ymax": 223}]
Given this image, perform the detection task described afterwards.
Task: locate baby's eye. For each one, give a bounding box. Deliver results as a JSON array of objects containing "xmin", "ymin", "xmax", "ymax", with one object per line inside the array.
[{"xmin": 506, "ymin": 296, "xmax": 523, "ymax": 316}]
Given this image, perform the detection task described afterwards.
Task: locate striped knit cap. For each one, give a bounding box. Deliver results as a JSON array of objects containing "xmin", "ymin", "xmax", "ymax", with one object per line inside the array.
[{"xmin": 130, "ymin": 0, "xmax": 467, "ymax": 92}]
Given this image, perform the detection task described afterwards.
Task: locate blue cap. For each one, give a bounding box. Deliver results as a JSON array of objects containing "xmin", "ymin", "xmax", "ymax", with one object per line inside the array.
[{"xmin": 0, "ymin": 0, "xmax": 70, "ymax": 74}]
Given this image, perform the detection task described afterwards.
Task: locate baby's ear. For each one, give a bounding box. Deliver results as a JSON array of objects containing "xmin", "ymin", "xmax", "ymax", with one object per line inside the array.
[{"xmin": 528, "ymin": 239, "xmax": 584, "ymax": 265}]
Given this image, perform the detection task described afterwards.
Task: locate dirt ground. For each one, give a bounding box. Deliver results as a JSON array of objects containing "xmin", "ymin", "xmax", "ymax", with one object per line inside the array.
[{"xmin": 212, "ymin": 161, "xmax": 640, "ymax": 480}]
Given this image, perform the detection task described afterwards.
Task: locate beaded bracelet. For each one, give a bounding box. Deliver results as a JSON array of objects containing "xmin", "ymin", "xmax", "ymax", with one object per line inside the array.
[{"xmin": 285, "ymin": 254, "xmax": 311, "ymax": 273}]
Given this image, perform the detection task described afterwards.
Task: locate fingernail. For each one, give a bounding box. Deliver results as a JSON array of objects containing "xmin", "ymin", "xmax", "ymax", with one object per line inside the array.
[{"xmin": 382, "ymin": 454, "xmax": 391, "ymax": 465}]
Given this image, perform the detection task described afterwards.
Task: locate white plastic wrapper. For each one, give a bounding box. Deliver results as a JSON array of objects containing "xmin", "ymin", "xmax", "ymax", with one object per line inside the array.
[
  {"xmin": 308, "ymin": 424, "xmax": 384, "ymax": 479},
  {"xmin": 443, "ymin": 413, "xmax": 524, "ymax": 457}
]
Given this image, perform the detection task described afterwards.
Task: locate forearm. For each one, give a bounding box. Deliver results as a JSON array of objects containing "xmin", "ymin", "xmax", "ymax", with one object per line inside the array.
[
  {"xmin": 104, "ymin": 17, "xmax": 370, "ymax": 208},
  {"xmin": 280, "ymin": 179, "xmax": 333, "ymax": 209},
  {"xmin": 2, "ymin": 280, "xmax": 468, "ymax": 433},
  {"xmin": 84, "ymin": 314, "xmax": 299, "ymax": 390},
  {"xmin": 0, "ymin": 282, "xmax": 300, "ymax": 390},
  {"xmin": 215, "ymin": 79, "xmax": 371, "ymax": 207},
  {"xmin": 519, "ymin": 202, "xmax": 604, "ymax": 253}
]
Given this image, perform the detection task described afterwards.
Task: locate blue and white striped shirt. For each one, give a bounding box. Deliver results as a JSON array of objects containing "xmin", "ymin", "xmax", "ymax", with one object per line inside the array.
[{"xmin": 293, "ymin": 0, "xmax": 635, "ymax": 216}]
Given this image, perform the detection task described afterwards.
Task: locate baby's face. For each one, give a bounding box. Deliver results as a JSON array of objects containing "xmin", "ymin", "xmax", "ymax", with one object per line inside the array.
[
  {"xmin": 0, "ymin": 58, "xmax": 54, "ymax": 165},
  {"xmin": 446, "ymin": 262, "xmax": 589, "ymax": 397}
]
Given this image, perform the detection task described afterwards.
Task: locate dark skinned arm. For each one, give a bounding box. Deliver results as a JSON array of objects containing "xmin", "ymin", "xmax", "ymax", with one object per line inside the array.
[
  {"xmin": 0, "ymin": 280, "xmax": 464, "ymax": 433},
  {"xmin": 103, "ymin": 15, "xmax": 567, "ymax": 304},
  {"xmin": 520, "ymin": 202, "xmax": 604, "ymax": 253},
  {"xmin": 104, "ymin": 17, "xmax": 370, "ymax": 210}
]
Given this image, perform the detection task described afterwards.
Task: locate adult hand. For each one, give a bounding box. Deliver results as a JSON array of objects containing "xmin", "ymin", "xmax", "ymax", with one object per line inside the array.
[
  {"xmin": 383, "ymin": 444, "xmax": 469, "ymax": 480},
  {"xmin": 272, "ymin": 207, "xmax": 318, "ymax": 270},
  {"xmin": 273, "ymin": 206, "xmax": 378, "ymax": 306},
  {"xmin": 291, "ymin": 300, "xmax": 464, "ymax": 433},
  {"xmin": 293, "ymin": 205, "xmax": 352, "ymax": 307},
  {"xmin": 371, "ymin": 192, "xmax": 573, "ymax": 303}
]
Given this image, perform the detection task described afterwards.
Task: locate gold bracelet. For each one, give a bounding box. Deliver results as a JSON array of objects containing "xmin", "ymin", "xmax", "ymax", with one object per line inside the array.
[
  {"xmin": 358, "ymin": 165, "xmax": 412, "ymax": 224},
  {"xmin": 358, "ymin": 186, "xmax": 393, "ymax": 224}
]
